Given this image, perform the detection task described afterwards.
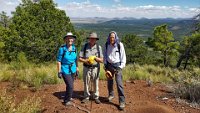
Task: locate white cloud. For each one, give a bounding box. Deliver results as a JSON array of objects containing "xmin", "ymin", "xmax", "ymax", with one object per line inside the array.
[
  {"xmin": 136, "ymin": 5, "xmax": 181, "ymax": 11},
  {"xmin": 189, "ymin": 8, "xmax": 200, "ymax": 12},
  {"xmin": 0, "ymin": 0, "xmax": 199, "ymax": 18},
  {"xmin": 59, "ymin": 2, "xmax": 198, "ymax": 18},
  {"xmin": 63, "ymin": 1, "xmax": 106, "ymax": 13},
  {"xmin": 113, "ymin": 0, "xmax": 121, "ymax": 3},
  {"xmin": 0, "ymin": 0, "xmax": 21, "ymax": 16}
]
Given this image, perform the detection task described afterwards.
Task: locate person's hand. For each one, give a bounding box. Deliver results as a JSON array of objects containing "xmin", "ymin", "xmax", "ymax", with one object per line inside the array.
[
  {"xmin": 104, "ymin": 64, "xmax": 108, "ymax": 70},
  {"xmin": 116, "ymin": 67, "xmax": 122, "ymax": 71},
  {"xmin": 84, "ymin": 59, "xmax": 90, "ymax": 65},
  {"xmin": 74, "ymin": 68, "xmax": 79, "ymax": 80},
  {"xmin": 75, "ymin": 71, "xmax": 80, "ymax": 80},
  {"xmin": 114, "ymin": 67, "xmax": 122, "ymax": 73},
  {"xmin": 88, "ymin": 56, "xmax": 96, "ymax": 64},
  {"xmin": 58, "ymin": 72, "xmax": 62, "ymax": 79}
]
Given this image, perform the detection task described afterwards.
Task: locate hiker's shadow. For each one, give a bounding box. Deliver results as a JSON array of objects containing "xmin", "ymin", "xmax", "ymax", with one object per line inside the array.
[
  {"xmin": 53, "ymin": 91, "xmax": 120, "ymax": 110},
  {"xmin": 99, "ymin": 96, "xmax": 119, "ymax": 109},
  {"xmin": 53, "ymin": 90, "xmax": 84, "ymax": 101}
]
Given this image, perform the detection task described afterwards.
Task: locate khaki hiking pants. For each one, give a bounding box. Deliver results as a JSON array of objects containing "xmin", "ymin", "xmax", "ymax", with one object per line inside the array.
[{"xmin": 83, "ymin": 66, "xmax": 99, "ymax": 99}]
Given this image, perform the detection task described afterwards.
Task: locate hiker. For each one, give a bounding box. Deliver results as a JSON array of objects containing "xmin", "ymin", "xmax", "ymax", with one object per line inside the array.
[
  {"xmin": 57, "ymin": 32, "xmax": 79, "ymax": 106},
  {"xmin": 104, "ymin": 31, "xmax": 126, "ymax": 110},
  {"xmin": 79, "ymin": 32, "xmax": 103, "ymax": 104}
]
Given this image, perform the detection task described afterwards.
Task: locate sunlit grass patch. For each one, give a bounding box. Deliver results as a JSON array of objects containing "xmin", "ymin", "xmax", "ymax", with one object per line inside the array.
[
  {"xmin": 0, "ymin": 90, "xmax": 41, "ymax": 113},
  {"xmin": 0, "ymin": 62, "xmax": 60, "ymax": 90}
]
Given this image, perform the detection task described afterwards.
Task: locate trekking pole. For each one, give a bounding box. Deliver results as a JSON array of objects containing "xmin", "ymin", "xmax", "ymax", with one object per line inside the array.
[{"xmin": 90, "ymin": 68, "xmax": 94, "ymax": 112}]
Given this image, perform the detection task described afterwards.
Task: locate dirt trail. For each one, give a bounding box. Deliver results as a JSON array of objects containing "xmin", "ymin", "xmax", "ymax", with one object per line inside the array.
[{"xmin": 1, "ymin": 80, "xmax": 199, "ymax": 113}]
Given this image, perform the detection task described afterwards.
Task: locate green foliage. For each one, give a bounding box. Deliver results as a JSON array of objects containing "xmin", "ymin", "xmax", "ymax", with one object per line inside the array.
[
  {"xmin": 16, "ymin": 64, "xmax": 59, "ymax": 89},
  {"xmin": 16, "ymin": 52, "xmax": 30, "ymax": 69},
  {"xmin": 194, "ymin": 13, "xmax": 200, "ymax": 32},
  {"xmin": 123, "ymin": 64, "xmax": 200, "ymax": 83},
  {"xmin": 121, "ymin": 34, "xmax": 148, "ymax": 64},
  {"xmin": 0, "ymin": 25, "xmax": 20, "ymax": 62},
  {"xmin": 123, "ymin": 64, "xmax": 174, "ymax": 83},
  {"xmin": 186, "ymin": 33, "xmax": 200, "ymax": 66},
  {"xmin": 152, "ymin": 24, "xmax": 180, "ymax": 66},
  {"xmin": 0, "ymin": 11, "xmax": 10, "ymax": 28},
  {"xmin": 74, "ymin": 29, "xmax": 88, "ymax": 51},
  {"xmin": 7, "ymin": 0, "xmax": 77, "ymax": 62},
  {"xmin": 74, "ymin": 18, "xmax": 194, "ymax": 42},
  {"xmin": 178, "ymin": 32, "xmax": 200, "ymax": 68}
]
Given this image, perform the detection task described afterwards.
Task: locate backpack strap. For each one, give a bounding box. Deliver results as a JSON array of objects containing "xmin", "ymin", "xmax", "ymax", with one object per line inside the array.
[
  {"xmin": 105, "ymin": 42, "xmax": 108, "ymax": 64},
  {"xmin": 117, "ymin": 43, "xmax": 121, "ymax": 65},
  {"xmin": 61, "ymin": 45, "xmax": 67, "ymax": 64},
  {"xmin": 83, "ymin": 43, "xmax": 88, "ymax": 66},
  {"xmin": 95, "ymin": 43, "xmax": 100, "ymax": 77},
  {"xmin": 83, "ymin": 43, "xmax": 88, "ymax": 58},
  {"xmin": 96, "ymin": 43, "xmax": 100, "ymax": 58}
]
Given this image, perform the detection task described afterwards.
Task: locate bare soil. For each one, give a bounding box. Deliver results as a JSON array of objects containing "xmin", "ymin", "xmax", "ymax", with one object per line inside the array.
[{"xmin": 0, "ymin": 80, "xmax": 199, "ymax": 113}]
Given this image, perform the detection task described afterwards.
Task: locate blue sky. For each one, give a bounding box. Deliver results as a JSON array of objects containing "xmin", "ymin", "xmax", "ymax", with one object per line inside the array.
[
  {"xmin": 0, "ymin": 0, "xmax": 199, "ymax": 18},
  {"xmin": 61, "ymin": 0, "xmax": 200, "ymax": 7}
]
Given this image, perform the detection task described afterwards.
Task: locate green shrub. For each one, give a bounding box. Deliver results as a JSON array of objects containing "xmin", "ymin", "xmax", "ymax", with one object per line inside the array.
[
  {"xmin": 1, "ymin": 62, "xmax": 199, "ymax": 91},
  {"xmin": 0, "ymin": 63, "xmax": 14, "ymax": 82},
  {"xmin": 123, "ymin": 64, "xmax": 174, "ymax": 83},
  {"xmin": 0, "ymin": 62, "xmax": 60, "ymax": 89}
]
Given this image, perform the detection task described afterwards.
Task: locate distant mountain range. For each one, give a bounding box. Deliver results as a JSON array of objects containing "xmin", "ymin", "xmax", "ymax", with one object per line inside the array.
[
  {"xmin": 72, "ymin": 17, "xmax": 196, "ymax": 45},
  {"xmin": 70, "ymin": 17, "xmax": 193, "ymax": 24}
]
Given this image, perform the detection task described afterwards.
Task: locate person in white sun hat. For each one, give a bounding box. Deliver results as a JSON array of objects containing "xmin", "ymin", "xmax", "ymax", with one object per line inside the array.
[{"xmin": 57, "ymin": 32, "xmax": 79, "ymax": 106}]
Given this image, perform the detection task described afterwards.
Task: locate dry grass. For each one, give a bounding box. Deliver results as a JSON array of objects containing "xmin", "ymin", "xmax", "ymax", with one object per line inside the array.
[{"xmin": 0, "ymin": 90, "xmax": 41, "ymax": 113}]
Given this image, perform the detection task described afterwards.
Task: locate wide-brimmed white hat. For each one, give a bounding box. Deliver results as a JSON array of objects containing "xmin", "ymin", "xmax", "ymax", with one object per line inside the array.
[{"xmin": 63, "ymin": 32, "xmax": 77, "ymax": 39}]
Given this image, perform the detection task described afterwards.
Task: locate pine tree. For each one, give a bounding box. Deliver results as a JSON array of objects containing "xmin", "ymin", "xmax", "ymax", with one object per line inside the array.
[
  {"xmin": 152, "ymin": 24, "xmax": 179, "ymax": 66},
  {"xmin": 11, "ymin": 0, "xmax": 77, "ymax": 62}
]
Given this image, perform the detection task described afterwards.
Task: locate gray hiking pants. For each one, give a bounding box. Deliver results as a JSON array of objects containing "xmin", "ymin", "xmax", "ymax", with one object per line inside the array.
[{"xmin": 106, "ymin": 63, "xmax": 125, "ymax": 103}]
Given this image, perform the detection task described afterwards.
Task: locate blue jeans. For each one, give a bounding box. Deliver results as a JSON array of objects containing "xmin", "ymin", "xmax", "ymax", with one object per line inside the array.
[
  {"xmin": 106, "ymin": 63, "xmax": 125, "ymax": 103},
  {"xmin": 62, "ymin": 74, "xmax": 74, "ymax": 103}
]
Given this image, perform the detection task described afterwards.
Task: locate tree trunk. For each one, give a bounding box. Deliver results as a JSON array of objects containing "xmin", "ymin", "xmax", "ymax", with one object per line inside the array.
[
  {"xmin": 184, "ymin": 47, "xmax": 191, "ymax": 69},
  {"xmin": 164, "ymin": 50, "xmax": 167, "ymax": 66},
  {"xmin": 176, "ymin": 55, "xmax": 185, "ymax": 68},
  {"xmin": 176, "ymin": 46, "xmax": 192, "ymax": 69}
]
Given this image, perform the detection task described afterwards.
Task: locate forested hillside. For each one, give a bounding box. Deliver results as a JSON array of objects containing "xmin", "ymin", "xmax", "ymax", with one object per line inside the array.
[{"xmin": 74, "ymin": 18, "xmax": 196, "ymax": 45}]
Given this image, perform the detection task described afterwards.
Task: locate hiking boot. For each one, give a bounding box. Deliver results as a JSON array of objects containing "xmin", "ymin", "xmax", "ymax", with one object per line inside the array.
[
  {"xmin": 64, "ymin": 98, "xmax": 73, "ymax": 103},
  {"xmin": 81, "ymin": 98, "xmax": 89, "ymax": 103},
  {"xmin": 119, "ymin": 102, "xmax": 125, "ymax": 110},
  {"xmin": 95, "ymin": 99, "xmax": 101, "ymax": 104},
  {"xmin": 70, "ymin": 98, "xmax": 74, "ymax": 101},
  {"xmin": 64, "ymin": 101, "xmax": 74, "ymax": 106},
  {"xmin": 107, "ymin": 96, "xmax": 114, "ymax": 102}
]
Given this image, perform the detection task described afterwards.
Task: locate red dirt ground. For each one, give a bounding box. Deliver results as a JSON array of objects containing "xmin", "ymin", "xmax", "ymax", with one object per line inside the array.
[{"xmin": 0, "ymin": 80, "xmax": 199, "ymax": 113}]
